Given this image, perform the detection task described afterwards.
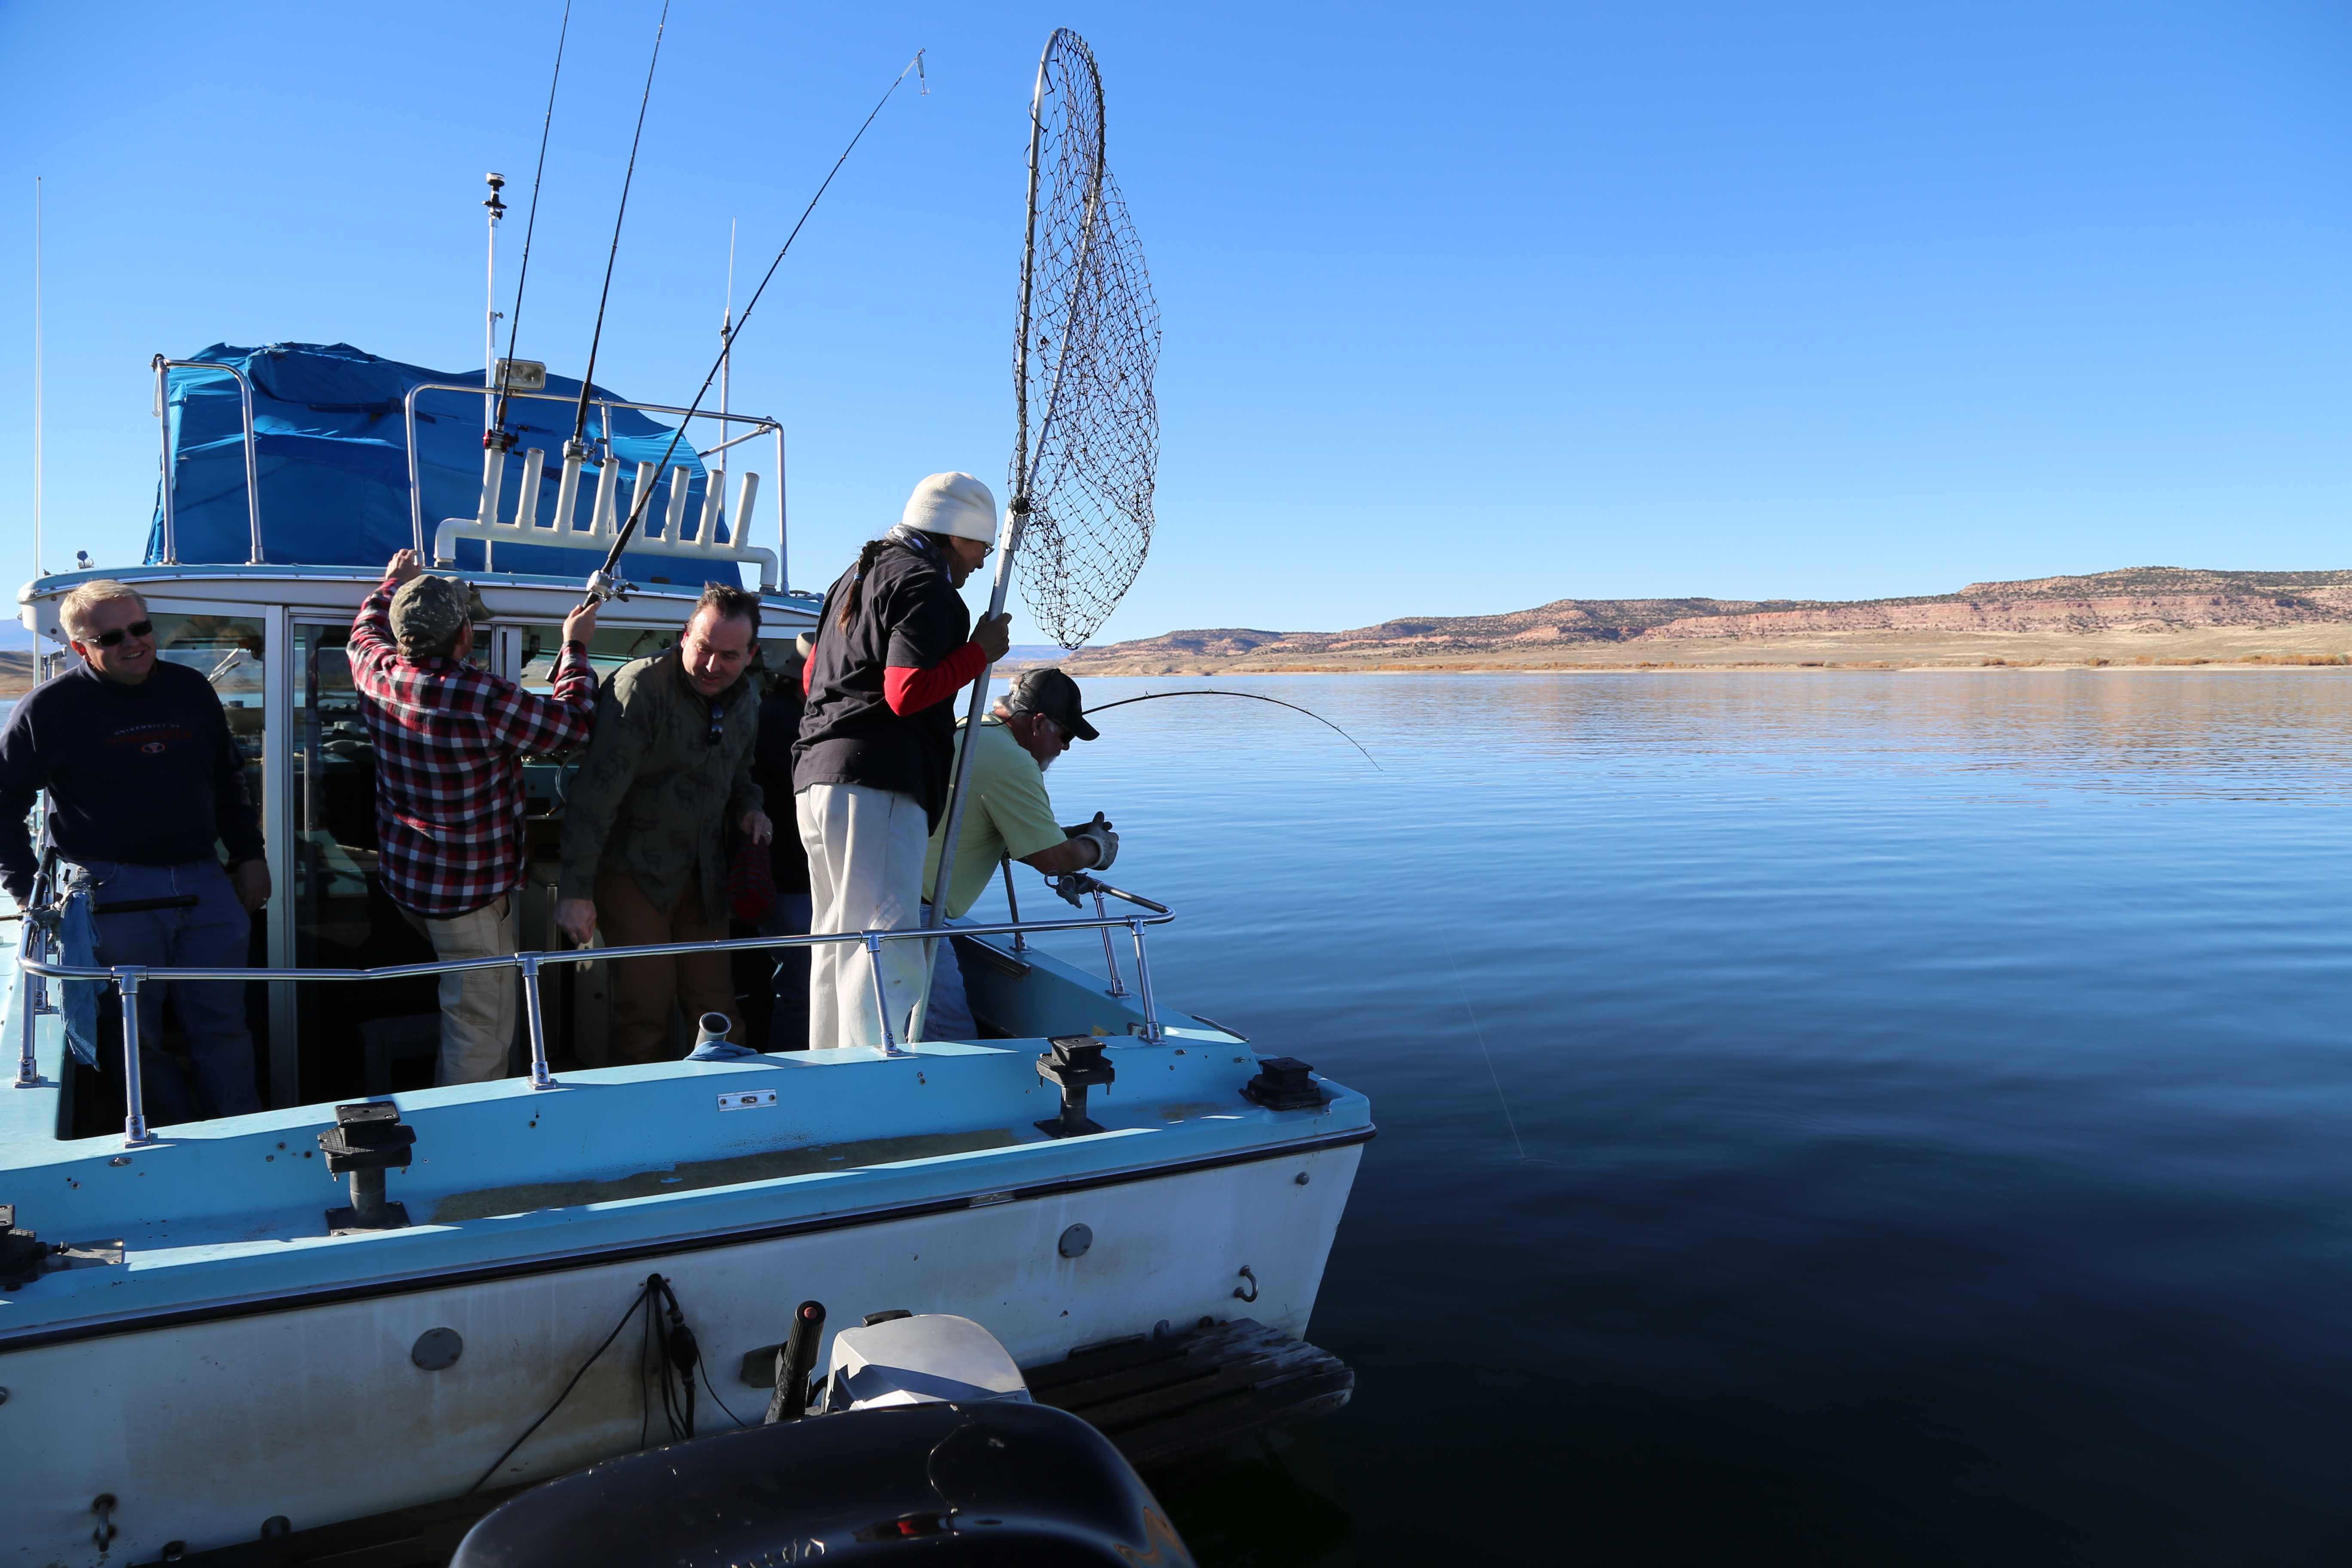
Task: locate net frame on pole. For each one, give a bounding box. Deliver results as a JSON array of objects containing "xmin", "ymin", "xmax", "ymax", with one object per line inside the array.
[{"xmin": 918, "ymin": 28, "xmax": 1160, "ymax": 1031}]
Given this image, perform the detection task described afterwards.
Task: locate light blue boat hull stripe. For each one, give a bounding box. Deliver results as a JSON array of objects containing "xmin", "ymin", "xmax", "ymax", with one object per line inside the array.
[{"xmin": 0, "ymin": 1124, "xmax": 1376, "ymax": 1357}]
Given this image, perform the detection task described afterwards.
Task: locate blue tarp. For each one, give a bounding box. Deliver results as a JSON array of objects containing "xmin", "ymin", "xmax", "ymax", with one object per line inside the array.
[{"xmin": 144, "ymin": 341, "xmax": 735, "ymax": 583}]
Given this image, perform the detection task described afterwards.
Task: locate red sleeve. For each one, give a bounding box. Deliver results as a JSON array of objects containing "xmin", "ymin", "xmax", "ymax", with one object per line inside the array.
[
  {"xmin": 883, "ymin": 641, "xmax": 988, "ymax": 716},
  {"xmin": 802, "ymin": 655, "xmax": 814, "ymax": 696}
]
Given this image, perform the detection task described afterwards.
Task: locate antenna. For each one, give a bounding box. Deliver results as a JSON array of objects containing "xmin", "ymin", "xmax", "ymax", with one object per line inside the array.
[
  {"xmin": 31, "ymin": 176, "xmax": 42, "ymax": 582},
  {"xmin": 483, "ymin": 171, "xmax": 507, "ymax": 436},
  {"xmin": 718, "ymin": 217, "xmax": 736, "ymax": 492},
  {"xmin": 495, "ymin": 0, "xmax": 573, "ymax": 435}
]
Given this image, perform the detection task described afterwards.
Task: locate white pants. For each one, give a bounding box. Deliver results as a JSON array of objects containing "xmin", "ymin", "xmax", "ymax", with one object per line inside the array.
[
  {"xmin": 798, "ymin": 782, "xmax": 931, "ymax": 1050},
  {"xmin": 401, "ymin": 894, "xmax": 517, "ymax": 1085}
]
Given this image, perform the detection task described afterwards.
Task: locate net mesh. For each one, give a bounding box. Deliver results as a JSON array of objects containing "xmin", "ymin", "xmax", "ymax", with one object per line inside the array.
[{"xmin": 1012, "ymin": 31, "xmax": 1160, "ymax": 650}]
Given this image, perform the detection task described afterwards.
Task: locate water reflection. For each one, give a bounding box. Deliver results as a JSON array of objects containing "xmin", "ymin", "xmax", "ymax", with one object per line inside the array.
[{"xmin": 1023, "ymin": 673, "xmax": 2352, "ymax": 1567}]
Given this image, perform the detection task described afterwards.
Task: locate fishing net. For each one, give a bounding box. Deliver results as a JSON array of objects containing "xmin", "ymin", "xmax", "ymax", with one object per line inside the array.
[{"xmin": 1011, "ymin": 29, "xmax": 1160, "ymax": 650}]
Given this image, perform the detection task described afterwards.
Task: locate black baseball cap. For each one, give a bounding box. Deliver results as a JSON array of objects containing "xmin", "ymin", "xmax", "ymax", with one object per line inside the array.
[{"xmin": 1006, "ymin": 668, "xmax": 1099, "ymax": 741}]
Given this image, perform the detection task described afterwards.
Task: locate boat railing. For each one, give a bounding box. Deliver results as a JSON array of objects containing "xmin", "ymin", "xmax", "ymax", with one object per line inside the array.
[
  {"xmin": 152, "ymin": 356, "xmax": 264, "ymax": 567},
  {"xmin": 403, "ymin": 382, "xmax": 785, "ymax": 591},
  {"xmin": 11, "ymin": 880, "xmax": 1176, "ymax": 1149}
]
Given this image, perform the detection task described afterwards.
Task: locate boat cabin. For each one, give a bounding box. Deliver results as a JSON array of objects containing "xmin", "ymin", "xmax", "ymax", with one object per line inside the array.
[{"xmin": 14, "ymin": 343, "xmax": 823, "ymax": 1120}]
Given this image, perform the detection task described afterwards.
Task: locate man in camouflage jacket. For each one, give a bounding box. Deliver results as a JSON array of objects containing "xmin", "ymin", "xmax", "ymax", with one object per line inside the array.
[{"xmin": 556, "ymin": 585, "xmax": 770, "ymax": 1062}]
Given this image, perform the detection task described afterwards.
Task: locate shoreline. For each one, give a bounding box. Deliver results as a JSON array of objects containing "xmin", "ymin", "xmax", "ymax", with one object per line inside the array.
[{"xmin": 1009, "ymin": 659, "xmax": 2352, "ymax": 678}]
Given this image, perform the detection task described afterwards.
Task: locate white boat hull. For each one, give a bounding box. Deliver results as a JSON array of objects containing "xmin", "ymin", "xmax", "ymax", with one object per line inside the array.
[{"xmin": 6, "ymin": 1141, "xmax": 1361, "ymax": 1564}]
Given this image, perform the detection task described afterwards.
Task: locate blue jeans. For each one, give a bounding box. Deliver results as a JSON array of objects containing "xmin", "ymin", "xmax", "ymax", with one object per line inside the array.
[
  {"xmin": 76, "ymin": 859, "xmax": 262, "ymax": 1122},
  {"xmin": 759, "ymin": 894, "xmax": 814, "ymax": 1054}
]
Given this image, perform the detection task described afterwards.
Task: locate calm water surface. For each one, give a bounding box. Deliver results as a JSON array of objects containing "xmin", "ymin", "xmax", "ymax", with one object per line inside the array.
[{"xmin": 1000, "ymin": 671, "xmax": 2352, "ymax": 1567}]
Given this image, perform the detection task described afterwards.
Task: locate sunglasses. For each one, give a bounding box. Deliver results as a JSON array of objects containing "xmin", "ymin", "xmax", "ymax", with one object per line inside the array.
[
  {"xmin": 707, "ymin": 698, "xmax": 727, "ymax": 746},
  {"xmin": 88, "ymin": 620, "xmax": 154, "ymax": 649}
]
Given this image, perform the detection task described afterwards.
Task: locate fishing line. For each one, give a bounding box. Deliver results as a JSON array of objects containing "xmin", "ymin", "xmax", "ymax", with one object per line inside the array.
[
  {"xmin": 1082, "ymin": 689, "xmax": 1382, "ymax": 770},
  {"xmin": 493, "ymin": 0, "xmax": 572, "ymax": 432},
  {"xmin": 1433, "ymin": 923, "xmax": 1532, "ymax": 1162},
  {"xmin": 584, "ymin": 50, "xmax": 927, "ymax": 594},
  {"xmin": 571, "ymin": 0, "xmax": 672, "ymax": 447}
]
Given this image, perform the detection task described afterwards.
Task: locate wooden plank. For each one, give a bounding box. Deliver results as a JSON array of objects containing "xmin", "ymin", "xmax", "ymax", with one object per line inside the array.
[
  {"xmin": 1022, "ymin": 1332, "xmax": 1191, "ymax": 1393},
  {"xmin": 1117, "ymin": 1367, "xmax": 1357, "ymax": 1472},
  {"xmin": 1032, "ymin": 1356, "xmax": 1212, "ymax": 1412},
  {"xmin": 1075, "ymin": 1356, "xmax": 1285, "ymax": 1432},
  {"xmin": 1033, "ymin": 1324, "xmax": 1314, "ymax": 1413}
]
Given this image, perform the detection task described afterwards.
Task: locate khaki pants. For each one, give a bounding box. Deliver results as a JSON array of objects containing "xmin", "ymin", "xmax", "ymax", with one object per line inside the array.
[
  {"xmin": 400, "ymin": 894, "xmax": 517, "ymax": 1086},
  {"xmin": 595, "ymin": 870, "xmax": 741, "ymax": 1064},
  {"xmin": 797, "ymin": 782, "xmax": 931, "ymax": 1050}
]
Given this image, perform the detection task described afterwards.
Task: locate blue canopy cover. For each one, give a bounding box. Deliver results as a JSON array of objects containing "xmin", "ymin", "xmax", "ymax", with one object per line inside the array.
[{"xmin": 144, "ymin": 341, "xmax": 745, "ymax": 585}]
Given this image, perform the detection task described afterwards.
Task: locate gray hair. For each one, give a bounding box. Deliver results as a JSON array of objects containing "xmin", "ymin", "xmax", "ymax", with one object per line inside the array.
[{"xmin": 58, "ymin": 580, "xmax": 148, "ymax": 640}]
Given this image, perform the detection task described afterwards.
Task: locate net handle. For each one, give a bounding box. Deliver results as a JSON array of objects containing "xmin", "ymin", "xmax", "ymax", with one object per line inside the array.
[{"xmin": 915, "ymin": 29, "xmax": 1077, "ymax": 1013}]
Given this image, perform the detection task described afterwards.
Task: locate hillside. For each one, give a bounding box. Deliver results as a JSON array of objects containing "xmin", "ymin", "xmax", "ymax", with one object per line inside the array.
[{"xmin": 1015, "ymin": 568, "xmax": 2352, "ymax": 674}]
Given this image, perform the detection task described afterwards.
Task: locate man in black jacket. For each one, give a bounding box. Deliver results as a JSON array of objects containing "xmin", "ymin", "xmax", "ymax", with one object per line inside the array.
[
  {"xmin": 793, "ymin": 472, "xmax": 1010, "ymax": 1048},
  {"xmin": 0, "ymin": 582, "xmax": 269, "ymax": 1119}
]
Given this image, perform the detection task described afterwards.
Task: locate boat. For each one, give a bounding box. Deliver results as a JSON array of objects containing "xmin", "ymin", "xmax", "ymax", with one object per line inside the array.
[{"xmin": 0, "ymin": 343, "xmax": 1372, "ymax": 1562}]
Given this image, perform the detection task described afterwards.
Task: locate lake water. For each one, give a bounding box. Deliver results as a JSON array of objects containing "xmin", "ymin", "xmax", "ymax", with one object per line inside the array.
[{"xmin": 1001, "ymin": 671, "xmax": 2352, "ymax": 1567}]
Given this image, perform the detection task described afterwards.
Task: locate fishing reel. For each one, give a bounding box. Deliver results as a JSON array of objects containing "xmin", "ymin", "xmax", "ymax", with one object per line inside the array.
[{"xmin": 582, "ymin": 569, "xmax": 634, "ymax": 606}]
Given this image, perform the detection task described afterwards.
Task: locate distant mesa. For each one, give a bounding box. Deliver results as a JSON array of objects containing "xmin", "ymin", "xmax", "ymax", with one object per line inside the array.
[{"xmin": 1000, "ymin": 568, "xmax": 2352, "ymax": 676}]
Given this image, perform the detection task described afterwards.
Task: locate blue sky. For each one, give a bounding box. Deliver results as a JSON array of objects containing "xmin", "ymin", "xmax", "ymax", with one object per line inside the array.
[{"xmin": 2, "ymin": 0, "xmax": 2348, "ymax": 644}]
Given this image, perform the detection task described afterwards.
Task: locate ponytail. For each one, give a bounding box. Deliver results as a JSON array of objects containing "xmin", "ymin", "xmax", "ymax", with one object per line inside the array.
[{"xmin": 838, "ymin": 538, "xmax": 891, "ymax": 633}]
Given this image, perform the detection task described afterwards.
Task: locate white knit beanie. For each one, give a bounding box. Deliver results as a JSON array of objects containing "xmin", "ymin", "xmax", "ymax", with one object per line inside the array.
[{"xmin": 900, "ymin": 472, "xmax": 998, "ymax": 544}]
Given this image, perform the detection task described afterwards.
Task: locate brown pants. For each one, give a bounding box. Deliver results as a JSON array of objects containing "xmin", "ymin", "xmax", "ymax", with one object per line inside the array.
[{"xmin": 594, "ymin": 870, "xmax": 742, "ymax": 1064}]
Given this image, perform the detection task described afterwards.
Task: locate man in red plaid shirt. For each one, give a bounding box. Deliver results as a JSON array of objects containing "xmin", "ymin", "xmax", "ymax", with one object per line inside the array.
[{"xmin": 350, "ymin": 549, "xmax": 599, "ymax": 1084}]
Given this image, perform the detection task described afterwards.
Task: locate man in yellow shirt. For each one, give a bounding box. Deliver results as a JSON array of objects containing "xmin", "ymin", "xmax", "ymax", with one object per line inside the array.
[{"xmin": 917, "ymin": 669, "xmax": 1118, "ymax": 1038}]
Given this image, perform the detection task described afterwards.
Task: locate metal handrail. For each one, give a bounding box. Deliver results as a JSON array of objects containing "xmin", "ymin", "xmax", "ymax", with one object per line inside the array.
[
  {"xmin": 153, "ymin": 357, "xmax": 264, "ymax": 566},
  {"xmin": 14, "ymin": 894, "xmax": 1174, "ymax": 1148},
  {"xmin": 401, "ymin": 383, "xmax": 786, "ymax": 583}
]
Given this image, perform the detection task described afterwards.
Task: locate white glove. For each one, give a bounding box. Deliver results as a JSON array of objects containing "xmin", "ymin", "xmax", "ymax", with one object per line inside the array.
[{"xmin": 1074, "ymin": 822, "xmax": 1119, "ymax": 871}]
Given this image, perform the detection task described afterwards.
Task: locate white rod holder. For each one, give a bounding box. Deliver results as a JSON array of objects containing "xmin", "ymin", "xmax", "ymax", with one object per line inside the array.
[
  {"xmin": 665, "ymin": 464, "xmax": 692, "ymax": 542},
  {"xmin": 514, "ymin": 448, "xmax": 546, "ymax": 527},
  {"xmin": 731, "ymin": 472, "xmax": 760, "ymax": 549},
  {"xmin": 699, "ymin": 469, "xmax": 729, "ymax": 543},
  {"xmin": 551, "ymin": 444, "xmax": 587, "ymax": 542}
]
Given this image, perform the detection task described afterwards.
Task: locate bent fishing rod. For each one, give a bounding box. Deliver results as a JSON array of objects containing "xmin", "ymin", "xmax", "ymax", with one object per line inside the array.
[
  {"xmin": 577, "ymin": 51, "xmax": 928, "ymax": 608},
  {"xmin": 1082, "ymin": 689, "xmax": 1382, "ymax": 769}
]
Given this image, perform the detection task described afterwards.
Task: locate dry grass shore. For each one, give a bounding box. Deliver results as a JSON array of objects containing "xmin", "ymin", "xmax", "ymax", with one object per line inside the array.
[
  {"xmin": 0, "ymin": 652, "xmax": 31, "ymax": 697},
  {"xmin": 1017, "ymin": 625, "xmax": 2352, "ymax": 677}
]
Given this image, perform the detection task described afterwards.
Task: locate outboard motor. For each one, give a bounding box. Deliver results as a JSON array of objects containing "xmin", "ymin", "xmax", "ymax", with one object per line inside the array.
[{"xmin": 452, "ymin": 1314, "xmax": 1194, "ymax": 1567}]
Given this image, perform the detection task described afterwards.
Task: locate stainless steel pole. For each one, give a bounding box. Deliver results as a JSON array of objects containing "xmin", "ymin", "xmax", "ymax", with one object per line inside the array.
[
  {"xmin": 14, "ymin": 922, "xmax": 41, "ymax": 1087},
  {"xmin": 920, "ymin": 34, "xmax": 1062, "ymax": 943},
  {"xmin": 1126, "ymin": 919, "xmax": 1162, "ymax": 1044},
  {"xmin": 521, "ymin": 953, "xmax": 557, "ymax": 1090},
  {"xmin": 117, "ymin": 968, "xmax": 153, "ymax": 1147},
  {"xmin": 865, "ymin": 932, "xmax": 903, "ymax": 1054},
  {"xmin": 235, "ymin": 371, "xmax": 262, "ymax": 564},
  {"xmin": 1094, "ymin": 891, "xmax": 1124, "ymax": 996},
  {"xmin": 153, "ymin": 357, "xmax": 177, "ymax": 565},
  {"xmin": 1000, "ymin": 855, "xmax": 1025, "ymax": 952}
]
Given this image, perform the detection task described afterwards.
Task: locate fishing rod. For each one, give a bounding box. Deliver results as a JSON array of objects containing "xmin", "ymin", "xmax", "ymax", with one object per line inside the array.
[
  {"xmin": 491, "ymin": 0, "xmax": 573, "ymax": 435},
  {"xmin": 579, "ymin": 50, "xmax": 928, "ymax": 606},
  {"xmin": 570, "ymin": 0, "xmax": 671, "ymax": 449},
  {"xmin": 1082, "ymin": 689, "xmax": 1383, "ymax": 769}
]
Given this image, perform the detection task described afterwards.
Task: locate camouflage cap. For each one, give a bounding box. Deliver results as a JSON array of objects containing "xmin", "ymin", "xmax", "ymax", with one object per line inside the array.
[{"xmin": 390, "ymin": 573, "xmax": 474, "ymax": 654}]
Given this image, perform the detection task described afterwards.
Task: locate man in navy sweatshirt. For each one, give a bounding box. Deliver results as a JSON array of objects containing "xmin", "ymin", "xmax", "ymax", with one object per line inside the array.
[{"xmin": 0, "ymin": 580, "xmax": 269, "ymax": 1121}]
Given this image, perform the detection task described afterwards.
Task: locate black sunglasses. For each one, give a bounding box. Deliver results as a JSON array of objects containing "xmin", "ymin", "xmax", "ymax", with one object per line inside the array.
[
  {"xmin": 89, "ymin": 620, "xmax": 154, "ymax": 649},
  {"xmin": 707, "ymin": 698, "xmax": 726, "ymax": 745}
]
